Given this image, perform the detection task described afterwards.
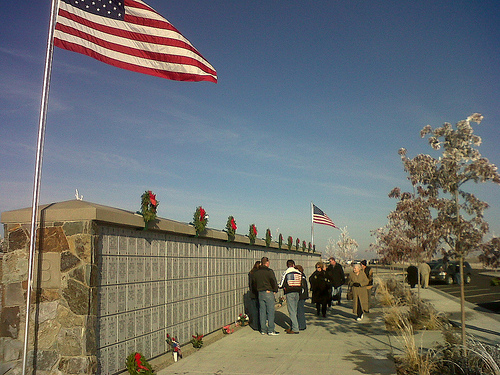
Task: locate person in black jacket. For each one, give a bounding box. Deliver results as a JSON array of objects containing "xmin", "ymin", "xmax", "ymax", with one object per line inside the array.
[
  {"xmin": 252, "ymin": 257, "xmax": 280, "ymax": 335},
  {"xmin": 248, "ymin": 260, "xmax": 261, "ymax": 330},
  {"xmin": 309, "ymin": 262, "xmax": 332, "ymax": 317},
  {"xmin": 326, "ymin": 257, "xmax": 345, "ymax": 305},
  {"xmin": 407, "ymin": 265, "xmax": 418, "ymax": 288}
]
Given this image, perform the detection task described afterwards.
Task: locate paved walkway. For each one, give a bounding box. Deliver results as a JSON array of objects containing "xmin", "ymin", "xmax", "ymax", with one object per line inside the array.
[
  {"xmin": 157, "ymin": 296, "xmax": 397, "ymax": 375},
  {"xmin": 157, "ymin": 281, "xmax": 499, "ymax": 375}
]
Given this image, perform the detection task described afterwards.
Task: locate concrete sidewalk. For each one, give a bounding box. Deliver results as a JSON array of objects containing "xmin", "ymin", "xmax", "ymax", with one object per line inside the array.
[
  {"xmin": 157, "ymin": 298, "xmax": 397, "ymax": 375},
  {"xmin": 156, "ymin": 285, "xmax": 499, "ymax": 375}
]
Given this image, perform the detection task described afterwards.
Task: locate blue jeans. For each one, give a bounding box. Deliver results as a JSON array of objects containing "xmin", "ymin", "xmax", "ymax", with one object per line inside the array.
[
  {"xmin": 332, "ymin": 286, "xmax": 342, "ymax": 302},
  {"xmin": 248, "ymin": 298, "xmax": 260, "ymax": 330},
  {"xmin": 258, "ymin": 291, "xmax": 276, "ymax": 333},
  {"xmin": 297, "ymin": 299, "xmax": 306, "ymax": 330},
  {"xmin": 286, "ymin": 292, "xmax": 299, "ymax": 332}
]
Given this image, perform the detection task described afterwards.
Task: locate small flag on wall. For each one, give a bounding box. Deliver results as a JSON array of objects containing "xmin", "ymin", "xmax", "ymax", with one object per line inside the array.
[
  {"xmin": 312, "ymin": 204, "xmax": 338, "ymax": 228},
  {"xmin": 54, "ymin": 0, "xmax": 217, "ymax": 82}
]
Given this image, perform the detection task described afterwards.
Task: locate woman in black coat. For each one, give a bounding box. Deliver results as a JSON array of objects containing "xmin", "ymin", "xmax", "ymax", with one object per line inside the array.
[{"xmin": 309, "ymin": 262, "xmax": 332, "ymax": 317}]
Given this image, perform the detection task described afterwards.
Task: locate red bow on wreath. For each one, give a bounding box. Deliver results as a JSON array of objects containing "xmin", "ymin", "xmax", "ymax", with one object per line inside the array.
[
  {"xmin": 134, "ymin": 353, "xmax": 149, "ymax": 371},
  {"xmin": 231, "ymin": 217, "xmax": 237, "ymax": 230},
  {"xmin": 148, "ymin": 191, "xmax": 157, "ymax": 207}
]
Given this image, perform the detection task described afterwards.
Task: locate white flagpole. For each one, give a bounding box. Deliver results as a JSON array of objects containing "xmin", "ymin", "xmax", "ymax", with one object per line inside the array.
[
  {"xmin": 311, "ymin": 202, "xmax": 314, "ymax": 248},
  {"xmin": 22, "ymin": 0, "xmax": 59, "ymax": 373}
]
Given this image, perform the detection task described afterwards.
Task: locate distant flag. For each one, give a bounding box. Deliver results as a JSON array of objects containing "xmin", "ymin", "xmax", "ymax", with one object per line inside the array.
[
  {"xmin": 312, "ymin": 204, "xmax": 338, "ymax": 228},
  {"xmin": 54, "ymin": 0, "xmax": 217, "ymax": 83}
]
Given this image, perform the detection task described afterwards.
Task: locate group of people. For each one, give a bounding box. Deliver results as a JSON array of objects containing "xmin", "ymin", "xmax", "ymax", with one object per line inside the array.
[
  {"xmin": 406, "ymin": 262, "xmax": 431, "ymax": 288},
  {"xmin": 248, "ymin": 256, "xmax": 375, "ymax": 335}
]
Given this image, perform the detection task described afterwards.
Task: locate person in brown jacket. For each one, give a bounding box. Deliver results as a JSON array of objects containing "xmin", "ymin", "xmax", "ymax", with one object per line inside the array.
[{"xmin": 349, "ymin": 263, "xmax": 369, "ymax": 321}]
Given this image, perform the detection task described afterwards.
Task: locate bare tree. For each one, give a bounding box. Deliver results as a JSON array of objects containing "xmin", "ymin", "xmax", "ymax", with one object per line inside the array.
[
  {"xmin": 335, "ymin": 226, "xmax": 358, "ymax": 262},
  {"xmin": 324, "ymin": 237, "xmax": 337, "ymax": 259}
]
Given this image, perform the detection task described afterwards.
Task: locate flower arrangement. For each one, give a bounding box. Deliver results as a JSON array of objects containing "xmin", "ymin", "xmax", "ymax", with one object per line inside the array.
[
  {"xmin": 225, "ymin": 216, "xmax": 237, "ymax": 242},
  {"xmin": 302, "ymin": 240, "xmax": 307, "ymax": 252},
  {"xmin": 249, "ymin": 224, "xmax": 257, "ymax": 245},
  {"xmin": 278, "ymin": 234, "xmax": 283, "ymax": 249},
  {"xmin": 265, "ymin": 228, "xmax": 272, "ymax": 247},
  {"xmin": 191, "ymin": 332, "xmax": 204, "ymax": 348},
  {"xmin": 236, "ymin": 313, "xmax": 249, "ymax": 326},
  {"xmin": 222, "ymin": 324, "xmax": 234, "ymax": 334},
  {"xmin": 277, "ymin": 296, "xmax": 285, "ymax": 307},
  {"xmin": 140, "ymin": 191, "xmax": 158, "ymax": 230},
  {"xmin": 192, "ymin": 206, "xmax": 208, "ymax": 236},
  {"xmin": 166, "ymin": 334, "xmax": 182, "ymax": 361},
  {"xmin": 287, "ymin": 236, "xmax": 293, "ymax": 251},
  {"xmin": 126, "ymin": 352, "xmax": 154, "ymax": 374},
  {"xmin": 295, "ymin": 238, "xmax": 300, "ymax": 251}
]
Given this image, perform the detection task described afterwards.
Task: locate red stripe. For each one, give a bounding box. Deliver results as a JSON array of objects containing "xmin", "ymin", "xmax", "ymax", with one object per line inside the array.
[
  {"xmin": 125, "ymin": 0, "xmax": 157, "ymax": 13},
  {"xmin": 313, "ymin": 215, "xmax": 337, "ymax": 227},
  {"xmin": 54, "ymin": 38, "xmax": 217, "ymax": 82},
  {"xmin": 55, "ymin": 23, "xmax": 216, "ymax": 75},
  {"xmin": 58, "ymin": 8, "xmax": 204, "ymax": 59}
]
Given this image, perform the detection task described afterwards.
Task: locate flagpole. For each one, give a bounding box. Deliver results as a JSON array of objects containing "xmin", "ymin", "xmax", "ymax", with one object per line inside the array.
[
  {"xmin": 311, "ymin": 202, "xmax": 314, "ymax": 247},
  {"xmin": 22, "ymin": 0, "xmax": 59, "ymax": 373}
]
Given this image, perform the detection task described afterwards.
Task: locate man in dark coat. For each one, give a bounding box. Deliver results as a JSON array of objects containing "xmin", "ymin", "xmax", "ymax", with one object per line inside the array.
[
  {"xmin": 252, "ymin": 257, "xmax": 280, "ymax": 335},
  {"xmin": 326, "ymin": 257, "xmax": 345, "ymax": 305},
  {"xmin": 407, "ymin": 265, "xmax": 418, "ymax": 288}
]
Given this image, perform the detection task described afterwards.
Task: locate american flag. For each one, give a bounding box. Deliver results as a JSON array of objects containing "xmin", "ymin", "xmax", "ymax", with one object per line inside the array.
[
  {"xmin": 54, "ymin": 0, "xmax": 217, "ymax": 82},
  {"xmin": 287, "ymin": 273, "xmax": 302, "ymax": 287},
  {"xmin": 312, "ymin": 204, "xmax": 338, "ymax": 228}
]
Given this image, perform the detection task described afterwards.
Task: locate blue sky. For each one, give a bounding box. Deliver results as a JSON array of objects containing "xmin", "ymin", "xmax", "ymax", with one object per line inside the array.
[{"xmin": 1, "ymin": 0, "xmax": 499, "ymax": 257}]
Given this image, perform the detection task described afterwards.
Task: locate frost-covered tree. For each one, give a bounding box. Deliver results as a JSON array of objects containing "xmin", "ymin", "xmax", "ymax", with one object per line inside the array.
[
  {"xmin": 398, "ymin": 113, "xmax": 500, "ymax": 349},
  {"xmin": 334, "ymin": 227, "xmax": 358, "ymax": 262}
]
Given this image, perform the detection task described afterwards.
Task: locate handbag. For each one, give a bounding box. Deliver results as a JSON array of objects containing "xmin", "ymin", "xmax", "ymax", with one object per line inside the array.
[{"xmin": 346, "ymin": 287, "xmax": 353, "ymax": 300}]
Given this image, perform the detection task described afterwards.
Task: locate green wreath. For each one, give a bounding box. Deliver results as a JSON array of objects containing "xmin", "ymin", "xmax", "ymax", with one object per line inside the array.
[
  {"xmin": 126, "ymin": 352, "xmax": 154, "ymax": 374},
  {"xmin": 249, "ymin": 224, "xmax": 257, "ymax": 245},
  {"xmin": 225, "ymin": 216, "xmax": 237, "ymax": 242},
  {"xmin": 265, "ymin": 228, "xmax": 272, "ymax": 247},
  {"xmin": 287, "ymin": 236, "xmax": 293, "ymax": 251},
  {"xmin": 140, "ymin": 191, "xmax": 158, "ymax": 230},
  {"xmin": 193, "ymin": 206, "xmax": 208, "ymax": 236}
]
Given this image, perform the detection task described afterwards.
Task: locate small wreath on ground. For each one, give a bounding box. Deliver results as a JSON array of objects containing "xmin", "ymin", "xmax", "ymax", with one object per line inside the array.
[{"xmin": 126, "ymin": 352, "xmax": 154, "ymax": 374}]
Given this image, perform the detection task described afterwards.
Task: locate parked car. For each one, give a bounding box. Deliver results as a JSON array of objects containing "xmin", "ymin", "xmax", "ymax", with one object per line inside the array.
[{"xmin": 429, "ymin": 260, "xmax": 472, "ymax": 285}]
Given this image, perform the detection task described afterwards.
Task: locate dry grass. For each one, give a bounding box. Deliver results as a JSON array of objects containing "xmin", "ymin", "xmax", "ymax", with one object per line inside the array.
[
  {"xmin": 376, "ymin": 277, "xmax": 447, "ymax": 331},
  {"xmin": 378, "ymin": 277, "xmax": 500, "ymax": 374},
  {"xmin": 435, "ymin": 331, "xmax": 500, "ymax": 375}
]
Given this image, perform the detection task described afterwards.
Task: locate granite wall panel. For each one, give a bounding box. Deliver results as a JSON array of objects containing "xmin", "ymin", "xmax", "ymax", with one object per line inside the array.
[{"xmin": 92, "ymin": 225, "xmax": 319, "ymax": 375}]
